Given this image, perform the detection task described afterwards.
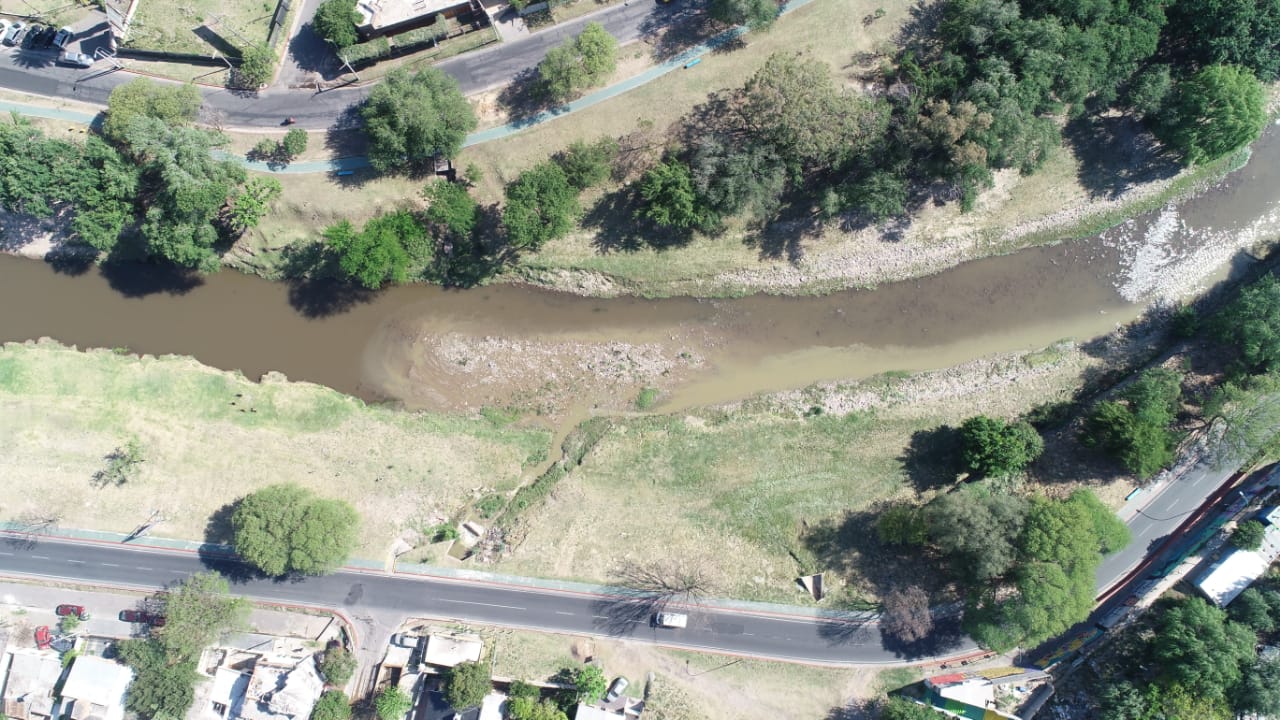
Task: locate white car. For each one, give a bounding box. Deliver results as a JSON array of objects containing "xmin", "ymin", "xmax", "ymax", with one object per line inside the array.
[
  {"xmin": 51, "ymin": 26, "xmax": 73, "ymax": 49},
  {"xmin": 653, "ymin": 612, "xmax": 687, "ymax": 628},
  {"xmin": 57, "ymin": 51, "xmax": 93, "ymax": 68},
  {"xmin": 3, "ymin": 21, "xmax": 25, "ymax": 45}
]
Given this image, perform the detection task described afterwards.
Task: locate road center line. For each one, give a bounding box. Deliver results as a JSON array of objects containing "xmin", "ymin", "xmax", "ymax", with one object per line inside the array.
[
  {"xmin": 437, "ymin": 598, "xmax": 526, "ymax": 611},
  {"xmin": 31, "ymin": 555, "xmax": 48, "ymax": 560},
  {"xmin": 67, "ymin": 560, "xmax": 85, "ymax": 564},
  {"xmin": 135, "ymin": 566, "xmax": 153, "ymax": 570},
  {"xmin": 555, "ymin": 611, "xmax": 574, "ymax": 616},
  {"xmin": 101, "ymin": 563, "xmax": 120, "ymax": 567}
]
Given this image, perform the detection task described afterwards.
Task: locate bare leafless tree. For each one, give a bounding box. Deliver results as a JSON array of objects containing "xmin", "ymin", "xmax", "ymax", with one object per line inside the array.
[
  {"xmin": 880, "ymin": 584, "xmax": 933, "ymax": 644},
  {"xmin": 612, "ymin": 558, "xmax": 717, "ymax": 605}
]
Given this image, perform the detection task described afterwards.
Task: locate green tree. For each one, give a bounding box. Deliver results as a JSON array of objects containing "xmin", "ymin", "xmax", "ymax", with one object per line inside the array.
[
  {"xmin": 1082, "ymin": 368, "xmax": 1183, "ymax": 477},
  {"xmin": 537, "ymin": 23, "xmax": 618, "ymax": 102},
  {"xmin": 1216, "ymin": 274, "xmax": 1280, "ymax": 372},
  {"xmin": 575, "ymin": 22, "xmax": 617, "ymax": 83},
  {"xmin": 507, "ymin": 697, "xmax": 567, "ymax": 720},
  {"xmin": 876, "ymin": 504, "xmax": 928, "ymax": 546},
  {"xmin": 1166, "ymin": 0, "xmax": 1280, "ymax": 81},
  {"xmin": 103, "ymin": 79, "xmax": 202, "ymax": 144},
  {"xmin": 1228, "ymin": 587, "xmax": 1277, "ymax": 634},
  {"xmin": 1127, "ymin": 64, "xmax": 1172, "ymax": 116},
  {"xmin": 1068, "ymin": 488, "xmax": 1131, "ymax": 553},
  {"xmin": 708, "ymin": 0, "xmax": 779, "ymax": 29},
  {"xmin": 1158, "ymin": 64, "xmax": 1266, "ymax": 164},
  {"xmin": 845, "ymin": 170, "xmax": 909, "ymax": 222},
  {"xmin": 324, "ymin": 212, "xmax": 422, "ymax": 290},
  {"xmin": 118, "ymin": 639, "xmax": 200, "ymax": 720},
  {"xmin": 362, "ymin": 68, "xmax": 477, "ymax": 171},
  {"xmin": 311, "ymin": 691, "xmax": 352, "ymax": 720},
  {"xmin": 313, "ymin": 0, "xmax": 361, "ymax": 49},
  {"xmin": 502, "ymin": 162, "xmax": 579, "ymax": 249},
  {"xmin": 318, "ymin": 646, "xmax": 357, "ymax": 686},
  {"xmin": 637, "ymin": 159, "xmax": 715, "ymax": 231},
  {"xmin": 738, "ymin": 53, "xmax": 889, "ymax": 171},
  {"xmin": 925, "ymin": 487, "xmax": 1029, "ymax": 582},
  {"xmin": 555, "ymin": 137, "xmax": 618, "ymax": 190},
  {"xmin": 375, "ymin": 687, "xmax": 412, "ymax": 720},
  {"xmin": 1230, "ymin": 519, "xmax": 1267, "ymax": 550},
  {"xmin": 423, "ymin": 181, "xmax": 479, "ymax": 240},
  {"xmin": 226, "ymin": 176, "xmax": 282, "ymax": 234},
  {"xmin": 231, "ymin": 483, "xmax": 359, "ymax": 576},
  {"xmin": 957, "ymin": 415, "xmax": 1044, "ymax": 476},
  {"xmin": 123, "ymin": 118, "xmax": 248, "ymax": 273},
  {"xmin": 155, "ymin": 572, "xmax": 248, "ymax": 661},
  {"xmin": 236, "ymin": 45, "xmax": 276, "ymax": 89},
  {"xmin": 1153, "ymin": 597, "xmax": 1256, "ymax": 703},
  {"xmin": 539, "ymin": 44, "xmax": 587, "ymax": 102},
  {"xmin": 572, "ymin": 664, "xmax": 607, "ymax": 704},
  {"xmin": 444, "ymin": 661, "xmax": 491, "ymax": 710},
  {"xmin": 71, "ymin": 136, "xmax": 140, "ymax": 252},
  {"xmin": 282, "ymin": 128, "xmax": 309, "ymax": 159},
  {"xmin": 1236, "ymin": 656, "xmax": 1280, "ymax": 717},
  {"xmin": 689, "ymin": 136, "xmax": 786, "ymax": 223}
]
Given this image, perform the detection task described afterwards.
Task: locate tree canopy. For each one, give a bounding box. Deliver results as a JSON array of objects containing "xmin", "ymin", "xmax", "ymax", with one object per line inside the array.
[
  {"xmin": 444, "ymin": 661, "xmax": 491, "ymax": 710},
  {"xmin": 538, "ymin": 22, "xmax": 618, "ymax": 101},
  {"xmin": 103, "ymin": 79, "xmax": 202, "ymax": 144},
  {"xmin": 314, "ymin": 0, "xmax": 361, "ymax": 49},
  {"xmin": 1153, "ymin": 597, "xmax": 1256, "ymax": 703},
  {"xmin": 1216, "ymin": 274, "xmax": 1280, "ymax": 372},
  {"xmin": 958, "ymin": 415, "xmax": 1044, "ymax": 476},
  {"xmin": 1156, "ymin": 64, "xmax": 1266, "ymax": 164},
  {"xmin": 571, "ymin": 665, "xmax": 608, "ymax": 704},
  {"xmin": 708, "ymin": 0, "xmax": 779, "ymax": 29},
  {"xmin": 1082, "ymin": 368, "xmax": 1183, "ymax": 477},
  {"xmin": 362, "ymin": 68, "xmax": 477, "ymax": 171},
  {"xmin": 637, "ymin": 159, "xmax": 715, "ymax": 231},
  {"xmin": 1231, "ymin": 520, "xmax": 1267, "ymax": 550},
  {"xmin": 155, "ymin": 572, "xmax": 248, "ymax": 660},
  {"xmin": 325, "ymin": 211, "xmax": 429, "ymax": 289},
  {"xmin": 311, "ymin": 691, "xmax": 353, "ymax": 720},
  {"xmin": 318, "ymin": 646, "xmax": 357, "ymax": 686},
  {"xmin": 503, "ymin": 161, "xmax": 579, "ymax": 249},
  {"xmin": 375, "ymin": 687, "xmax": 412, "ymax": 720},
  {"xmin": 118, "ymin": 640, "xmax": 200, "ymax": 720},
  {"xmin": 232, "ymin": 483, "xmax": 359, "ymax": 576}
]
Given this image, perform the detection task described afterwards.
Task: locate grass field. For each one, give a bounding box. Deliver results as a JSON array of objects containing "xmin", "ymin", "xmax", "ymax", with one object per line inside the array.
[
  {"xmin": 491, "ymin": 344, "xmax": 1103, "ymax": 605},
  {"xmin": 0, "ymin": 341, "xmax": 549, "ymax": 556},
  {"xmin": 127, "ymin": 0, "xmax": 277, "ymax": 54}
]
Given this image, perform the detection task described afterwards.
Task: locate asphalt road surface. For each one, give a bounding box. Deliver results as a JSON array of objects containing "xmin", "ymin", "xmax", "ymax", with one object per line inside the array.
[
  {"xmin": 0, "ymin": 0, "xmax": 685, "ymax": 129},
  {"xmin": 0, "ymin": 536, "xmax": 973, "ymax": 665},
  {"xmin": 1094, "ymin": 452, "xmax": 1238, "ymax": 593}
]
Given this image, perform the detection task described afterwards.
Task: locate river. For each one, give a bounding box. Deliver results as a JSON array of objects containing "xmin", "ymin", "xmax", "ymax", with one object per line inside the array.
[{"xmin": 2, "ymin": 126, "xmax": 1278, "ymax": 414}]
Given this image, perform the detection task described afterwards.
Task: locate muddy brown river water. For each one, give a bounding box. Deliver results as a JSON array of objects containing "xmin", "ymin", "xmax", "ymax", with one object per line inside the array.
[{"xmin": 2, "ymin": 126, "xmax": 1278, "ymax": 413}]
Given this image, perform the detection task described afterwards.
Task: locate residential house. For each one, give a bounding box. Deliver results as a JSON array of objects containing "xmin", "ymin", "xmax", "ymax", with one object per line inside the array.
[
  {"xmin": 60, "ymin": 655, "xmax": 134, "ymax": 720},
  {"xmin": 0, "ymin": 648, "xmax": 62, "ymax": 720},
  {"xmin": 1194, "ymin": 506, "xmax": 1280, "ymax": 607}
]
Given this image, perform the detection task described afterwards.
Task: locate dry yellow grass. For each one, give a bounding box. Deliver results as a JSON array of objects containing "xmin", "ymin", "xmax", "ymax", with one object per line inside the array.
[{"xmin": 0, "ymin": 341, "xmax": 549, "ymax": 556}]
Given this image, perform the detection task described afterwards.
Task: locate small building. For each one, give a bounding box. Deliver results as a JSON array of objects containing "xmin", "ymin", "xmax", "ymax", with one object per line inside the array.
[
  {"xmin": 208, "ymin": 667, "xmax": 251, "ymax": 719},
  {"xmin": 920, "ymin": 674, "xmax": 1023, "ymax": 720},
  {"xmin": 60, "ymin": 655, "xmax": 135, "ymax": 720},
  {"xmin": 1195, "ymin": 507, "xmax": 1280, "ymax": 607},
  {"xmin": 235, "ymin": 657, "xmax": 324, "ymax": 720},
  {"xmin": 415, "ymin": 691, "xmax": 504, "ymax": 720},
  {"xmin": 574, "ymin": 700, "xmax": 642, "ymax": 720},
  {"xmin": 422, "ymin": 634, "xmax": 483, "ymax": 669},
  {"xmin": 355, "ymin": 0, "xmax": 473, "ymax": 38},
  {"xmin": 0, "ymin": 649, "xmax": 63, "ymax": 720}
]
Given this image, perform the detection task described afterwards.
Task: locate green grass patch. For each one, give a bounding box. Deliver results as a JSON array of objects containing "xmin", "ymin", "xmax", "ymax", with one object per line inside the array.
[
  {"xmin": 634, "ymin": 386, "xmax": 660, "ymax": 410},
  {"xmin": 127, "ymin": 0, "xmax": 277, "ymax": 54}
]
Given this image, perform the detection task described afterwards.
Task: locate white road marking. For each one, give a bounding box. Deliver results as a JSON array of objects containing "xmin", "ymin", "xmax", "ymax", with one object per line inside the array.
[
  {"xmin": 0, "ymin": 551, "xmax": 12, "ymax": 556},
  {"xmin": 31, "ymin": 555, "xmax": 49, "ymax": 560},
  {"xmin": 67, "ymin": 560, "xmax": 85, "ymax": 564},
  {"xmin": 437, "ymin": 598, "xmax": 525, "ymax": 611},
  {"xmin": 555, "ymin": 611, "xmax": 574, "ymax": 616},
  {"xmin": 101, "ymin": 563, "xmax": 120, "ymax": 567},
  {"xmin": 135, "ymin": 566, "xmax": 153, "ymax": 570}
]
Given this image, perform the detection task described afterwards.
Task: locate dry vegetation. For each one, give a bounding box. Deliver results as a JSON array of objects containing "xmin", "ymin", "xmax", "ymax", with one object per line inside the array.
[{"xmin": 0, "ymin": 340, "xmax": 549, "ymax": 556}]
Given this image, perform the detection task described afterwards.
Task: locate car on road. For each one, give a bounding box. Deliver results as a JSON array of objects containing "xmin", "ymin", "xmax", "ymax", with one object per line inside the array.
[
  {"xmin": 37, "ymin": 26, "xmax": 57, "ymax": 48},
  {"xmin": 3, "ymin": 21, "xmax": 26, "ymax": 45},
  {"xmin": 604, "ymin": 677, "xmax": 629, "ymax": 703},
  {"xmin": 57, "ymin": 51, "xmax": 93, "ymax": 68},
  {"xmin": 119, "ymin": 609, "xmax": 166, "ymax": 626},
  {"xmin": 51, "ymin": 26, "xmax": 73, "ymax": 50},
  {"xmin": 653, "ymin": 612, "xmax": 687, "ymax": 628},
  {"xmin": 22, "ymin": 25, "xmax": 45, "ymax": 48},
  {"xmin": 56, "ymin": 604, "xmax": 89, "ymax": 620},
  {"xmin": 34, "ymin": 626, "xmax": 52, "ymax": 649}
]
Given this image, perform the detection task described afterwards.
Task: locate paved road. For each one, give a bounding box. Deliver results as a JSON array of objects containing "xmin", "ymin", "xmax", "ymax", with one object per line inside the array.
[
  {"xmin": 0, "ymin": 0, "xmax": 685, "ymax": 129},
  {"xmin": 1094, "ymin": 452, "xmax": 1239, "ymax": 593},
  {"xmin": 0, "ymin": 536, "xmax": 966, "ymax": 665}
]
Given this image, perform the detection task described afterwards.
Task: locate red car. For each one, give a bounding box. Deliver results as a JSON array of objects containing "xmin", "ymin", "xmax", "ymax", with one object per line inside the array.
[
  {"xmin": 56, "ymin": 604, "xmax": 89, "ymax": 620},
  {"xmin": 34, "ymin": 626, "xmax": 51, "ymax": 649},
  {"xmin": 119, "ymin": 610, "xmax": 165, "ymax": 627}
]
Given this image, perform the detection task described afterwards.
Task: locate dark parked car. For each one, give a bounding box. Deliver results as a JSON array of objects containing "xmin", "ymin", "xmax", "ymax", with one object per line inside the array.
[
  {"xmin": 56, "ymin": 604, "xmax": 89, "ymax": 620},
  {"xmin": 119, "ymin": 609, "xmax": 165, "ymax": 626},
  {"xmin": 37, "ymin": 27, "xmax": 57, "ymax": 48},
  {"xmin": 21, "ymin": 25, "xmax": 43, "ymax": 48}
]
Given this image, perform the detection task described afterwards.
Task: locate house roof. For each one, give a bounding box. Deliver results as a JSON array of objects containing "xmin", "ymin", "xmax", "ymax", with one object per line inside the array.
[
  {"xmin": 574, "ymin": 705, "xmax": 625, "ymax": 720},
  {"xmin": 1, "ymin": 649, "xmax": 62, "ymax": 718},
  {"xmin": 422, "ymin": 635, "xmax": 482, "ymax": 668},
  {"xmin": 1195, "ymin": 526, "xmax": 1280, "ymax": 606},
  {"xmin": 355, "ymin": 0, "xmax": 468, "ymax": 33},
  {"xmin": 237, "ymin": 657, "xmax": 323, "ymax": 720},
  {"xmin": 61, "ymin": 657, "xmax": 133, "ymax": 708}
]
